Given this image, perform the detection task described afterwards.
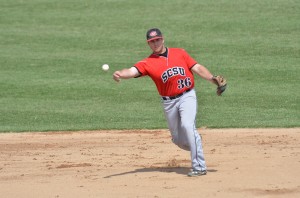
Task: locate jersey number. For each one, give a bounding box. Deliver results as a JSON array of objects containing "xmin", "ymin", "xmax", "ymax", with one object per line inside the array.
[{"xmin": 177, "ymin": 77, "xmax": 192, "ymax": 89}]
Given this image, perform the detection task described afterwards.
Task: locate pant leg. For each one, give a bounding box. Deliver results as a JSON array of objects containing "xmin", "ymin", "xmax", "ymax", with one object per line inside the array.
[
  {"xmin": 162, "ymin": 99, "xmax": 180, "ymax": 147},
  {"xmin": 162, "ymin": 98, "xmax": 190, "ymax": 151},
  {"xmin": 178, "ymin": 90, "xmax": 207, "ymax": 171}
]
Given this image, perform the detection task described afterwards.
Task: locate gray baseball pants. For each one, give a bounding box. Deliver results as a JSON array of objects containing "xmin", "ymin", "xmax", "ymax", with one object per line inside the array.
[{"xmin": 161, "ymin": 89, "xmax": 206, "ymax": 171}]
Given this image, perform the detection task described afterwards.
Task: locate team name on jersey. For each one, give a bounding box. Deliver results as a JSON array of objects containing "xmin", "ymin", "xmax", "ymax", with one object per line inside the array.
[{"xmin": 161, "ymin": 67, "xmax": 186, "ymax": 83}]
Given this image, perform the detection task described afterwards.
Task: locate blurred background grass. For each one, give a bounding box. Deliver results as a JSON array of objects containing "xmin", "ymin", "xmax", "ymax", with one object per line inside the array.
[{"xmin": 0, "ymin": 0, "xmax": 299, "ymax": 132}]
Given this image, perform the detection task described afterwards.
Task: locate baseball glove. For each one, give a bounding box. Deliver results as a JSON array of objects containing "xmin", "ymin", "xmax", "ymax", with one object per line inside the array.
[{"xmin": 212, "ymin": 75, "xmax": 227, "ymax": 96}]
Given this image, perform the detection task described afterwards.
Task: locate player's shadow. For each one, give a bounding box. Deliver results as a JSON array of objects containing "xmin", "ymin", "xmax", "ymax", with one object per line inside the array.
[{"xmin": 104, "ymin": 167, "xmax": 217, "ymax": 178}]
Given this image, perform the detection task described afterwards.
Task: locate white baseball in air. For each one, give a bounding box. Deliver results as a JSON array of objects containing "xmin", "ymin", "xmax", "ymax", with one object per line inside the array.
[{"xmin": 102, "ymin": 64, "xmax": 109, "ymax": 71}]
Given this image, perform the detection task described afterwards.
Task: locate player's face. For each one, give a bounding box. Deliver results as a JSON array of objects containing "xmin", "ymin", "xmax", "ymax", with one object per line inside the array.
[{"xmin": 148, "ymin": 38, "xmax": 165, "ymax": 54}]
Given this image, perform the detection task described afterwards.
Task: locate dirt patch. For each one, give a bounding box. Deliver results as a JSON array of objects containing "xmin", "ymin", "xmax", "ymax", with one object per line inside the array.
[{"xmin": 0, "ymin": 128, "xmax": 299, "ymax": 198}]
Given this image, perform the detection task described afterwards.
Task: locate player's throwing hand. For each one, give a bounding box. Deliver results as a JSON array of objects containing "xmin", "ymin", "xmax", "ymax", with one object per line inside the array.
[{"xmin": 113, "ymin": 71, "xmax": 121, "ymax": 82}]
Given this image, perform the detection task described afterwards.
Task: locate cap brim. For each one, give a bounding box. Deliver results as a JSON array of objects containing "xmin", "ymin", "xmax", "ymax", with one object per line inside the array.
[{"xmin": 147, "ymin": 36, "xmax": 163, "ymax": 42}]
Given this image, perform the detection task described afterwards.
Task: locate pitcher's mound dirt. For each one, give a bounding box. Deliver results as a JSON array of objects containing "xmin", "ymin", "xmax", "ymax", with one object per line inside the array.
[{"xmin": 0, "ymin": 128, "xmax": 299, "ymax": 198}]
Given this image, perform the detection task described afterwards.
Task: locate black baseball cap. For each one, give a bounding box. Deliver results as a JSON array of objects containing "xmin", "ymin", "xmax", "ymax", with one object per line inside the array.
[{"xmin": 146, "ymin": 28, "xmax": 163, "ymax": 42}]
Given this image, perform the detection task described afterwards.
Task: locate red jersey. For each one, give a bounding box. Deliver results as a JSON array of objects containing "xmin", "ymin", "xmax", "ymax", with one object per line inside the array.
[{"xmin": 134, "ymin": 48, "xmax": 197, "ymax": 97}]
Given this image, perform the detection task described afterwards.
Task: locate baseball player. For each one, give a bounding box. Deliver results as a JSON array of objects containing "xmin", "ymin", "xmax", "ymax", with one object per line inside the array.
[{"xmin": 113, "ymin": 28, "xmax": 226, "ymax": 177}]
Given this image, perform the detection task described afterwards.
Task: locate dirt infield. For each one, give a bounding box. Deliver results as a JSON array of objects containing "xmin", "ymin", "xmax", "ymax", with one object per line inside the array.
[{"xmin": 0, "ymin": 128, "xmax": 299, "ymax": 198}]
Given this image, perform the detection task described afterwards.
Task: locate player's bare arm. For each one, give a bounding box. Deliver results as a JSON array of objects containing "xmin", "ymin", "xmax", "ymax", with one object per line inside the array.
[
  {"xmin": 113, "ymin": 67, "xmax": 139, "ymax": 82},
  {"xmin": 191, "ymin": 63, "xmax": 215, "ymax": 83},
  {"xmin": 191, "ymin": 63, "xmax": 227, "ymax": 95}
]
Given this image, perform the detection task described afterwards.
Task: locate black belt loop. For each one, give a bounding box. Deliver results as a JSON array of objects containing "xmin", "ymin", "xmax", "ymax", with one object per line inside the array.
[{"xmin": 162, "ymin": 89, "xmax": 191, "ymax": 100}]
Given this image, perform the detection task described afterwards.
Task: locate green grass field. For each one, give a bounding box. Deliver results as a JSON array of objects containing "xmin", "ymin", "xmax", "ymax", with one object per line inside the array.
[{"xmin": 0, "ymin": 0, "xmax": 299, "ymax": 132}]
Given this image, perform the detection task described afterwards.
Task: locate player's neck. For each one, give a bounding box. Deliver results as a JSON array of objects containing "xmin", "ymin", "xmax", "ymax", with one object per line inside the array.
[
  {"xmin": 153, "ymin": 46, "xmax": 167, "ymax": 56},
  {"xmin": 158, "ymin": 47, "xmax": 168, "ymax": 58}
]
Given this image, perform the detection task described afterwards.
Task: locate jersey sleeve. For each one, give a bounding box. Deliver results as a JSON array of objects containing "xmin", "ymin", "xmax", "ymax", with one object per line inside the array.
[
  {"xmin": 181, "ymin": 49, "xmax": 197, "ymax": 69},
  {"xmin": 134, "ymin": 60, "xmax": 148, "ymax": 76}
]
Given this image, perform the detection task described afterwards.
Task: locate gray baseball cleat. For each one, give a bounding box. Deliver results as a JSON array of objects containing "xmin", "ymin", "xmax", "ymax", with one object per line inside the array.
[{"xmin": 187, "ymin": 169, "xmax": 207, "ymax": 177}]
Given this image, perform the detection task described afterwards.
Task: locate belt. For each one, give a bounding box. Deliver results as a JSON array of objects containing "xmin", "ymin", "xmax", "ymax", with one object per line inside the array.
[{"xmin": 161, "ymin": 89, "xmax": 192, "ymax": 100}]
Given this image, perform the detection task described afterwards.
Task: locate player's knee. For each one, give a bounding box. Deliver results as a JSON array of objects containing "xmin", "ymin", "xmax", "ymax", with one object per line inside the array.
[
  {"xmin": 175, "ymin": 142, "xmax": 190, "ymax": 151},
  {"xmin": 171, "ymin": 137, "xmax": 179, "ymax": 145},
  {"xmin": 172, "ymin": 138, "xmax": 190, "ymax": 151},
  {"xmin": 178, "ymin": 144, "xmax": 190, "ymax": 151}
]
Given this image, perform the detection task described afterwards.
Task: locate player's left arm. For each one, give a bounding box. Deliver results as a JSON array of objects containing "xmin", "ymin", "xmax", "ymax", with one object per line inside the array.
[
  {"xmin": 191, "ymin": 63, "xmax": 215, "ymax": 83},
  {"xmin": 191, "ymin": 63, "xmax": 227, "ymax": 96}
]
